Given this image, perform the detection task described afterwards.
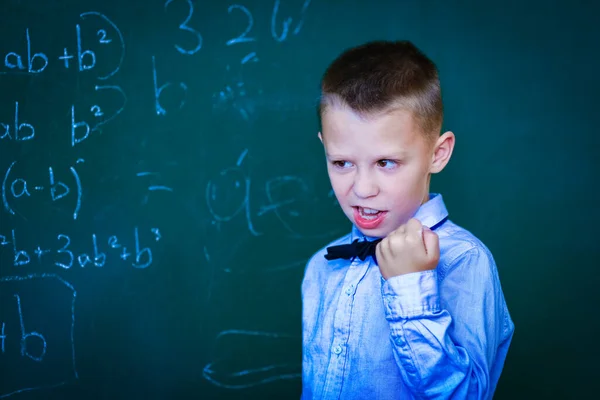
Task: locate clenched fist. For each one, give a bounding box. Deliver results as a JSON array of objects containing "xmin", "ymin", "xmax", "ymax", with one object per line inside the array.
[{"xmin": 375, "ymin": 218, "xmax": 440, "ymax": 279}]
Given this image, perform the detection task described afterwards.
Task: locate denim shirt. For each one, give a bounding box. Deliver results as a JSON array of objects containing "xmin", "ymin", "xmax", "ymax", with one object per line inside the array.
[{"xmin": 301, "ymin": 193, "xmax": 514, "ymax": 399}]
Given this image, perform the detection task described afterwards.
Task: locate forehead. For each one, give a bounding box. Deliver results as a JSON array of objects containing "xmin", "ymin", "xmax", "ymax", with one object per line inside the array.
[{"xmin": 321, "ymin": 105, "xmax": 426, "ymax": 153}]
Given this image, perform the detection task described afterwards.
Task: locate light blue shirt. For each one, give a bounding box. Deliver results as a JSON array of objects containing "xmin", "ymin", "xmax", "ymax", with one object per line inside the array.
[{"xmin": 301, "ymin": 193, "xmax": 514, "ymax": 399}]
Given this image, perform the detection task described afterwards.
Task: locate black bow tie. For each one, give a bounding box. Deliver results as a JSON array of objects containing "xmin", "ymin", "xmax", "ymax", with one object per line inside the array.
[
  {"xmin": 324, "ymin": 238, "xmax": 383, "ymax": 262},
  {"xmin": 324, "ymin": 217, "xmax": 448, "ymax": 264}
]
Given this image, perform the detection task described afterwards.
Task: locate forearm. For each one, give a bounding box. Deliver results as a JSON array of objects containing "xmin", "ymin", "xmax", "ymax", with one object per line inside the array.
[{"xmin": 382, "ymin": 271, "xmax": 492, "ymax": 399}]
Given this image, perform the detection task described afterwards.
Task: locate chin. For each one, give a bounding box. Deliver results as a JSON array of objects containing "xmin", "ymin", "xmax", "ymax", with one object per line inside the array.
[
  {"xmin": 352, "ymin": 223, "xmax": 390, "ymax": 238},
  {"xmin": 361, "ymin": 227, "xmax": 390, "ymax": 238}
]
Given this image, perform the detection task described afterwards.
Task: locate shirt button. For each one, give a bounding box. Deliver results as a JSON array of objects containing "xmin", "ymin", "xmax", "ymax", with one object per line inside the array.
[
  {"xmin": 332, "ymin": 345, "xmax": 343, "ymax": 355},
  {"xmin": 345, "ymin": 285, "xmax": 354, "ymax": 295}
]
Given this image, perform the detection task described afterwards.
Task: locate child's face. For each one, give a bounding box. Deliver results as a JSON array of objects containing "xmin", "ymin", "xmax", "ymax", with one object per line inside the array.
[{"xmin": 320, "ymin": 105, "xmax": 435, "ymax": 238}]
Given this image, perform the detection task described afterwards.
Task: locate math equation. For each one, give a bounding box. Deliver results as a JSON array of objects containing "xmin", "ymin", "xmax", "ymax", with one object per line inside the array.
[{"xmin": 0, "ymin": 0, "xmax": 324, "ymax": 397}]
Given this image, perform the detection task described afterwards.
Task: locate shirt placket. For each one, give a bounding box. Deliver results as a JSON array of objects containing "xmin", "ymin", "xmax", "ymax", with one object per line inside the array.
[{"xmin": 321, "ymin": 258, "xmax": 371, "ymax": 398}]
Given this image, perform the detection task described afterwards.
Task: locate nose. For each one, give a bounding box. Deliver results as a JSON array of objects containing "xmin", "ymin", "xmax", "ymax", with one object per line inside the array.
[{"xmin": 352, "ymin": 170, "xmax": 379, "ymax": 199}]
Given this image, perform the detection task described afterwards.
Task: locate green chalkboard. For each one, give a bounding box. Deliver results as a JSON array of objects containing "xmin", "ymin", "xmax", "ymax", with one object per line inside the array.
[{"xmin": 1, "ymin": 0, "xmax": 599, "ymax": 399}]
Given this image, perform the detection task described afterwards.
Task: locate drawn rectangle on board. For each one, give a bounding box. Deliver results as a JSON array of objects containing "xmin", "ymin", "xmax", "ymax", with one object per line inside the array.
[{"xmin": 0, "ymin": 274, "xmax": 77, "ymax": 399}]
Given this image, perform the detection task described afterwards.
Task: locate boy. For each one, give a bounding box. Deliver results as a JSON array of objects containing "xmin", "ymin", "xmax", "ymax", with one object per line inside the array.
[{"xmin": 301, "ymin": 41, "xmax": 514, "ymax": 399}]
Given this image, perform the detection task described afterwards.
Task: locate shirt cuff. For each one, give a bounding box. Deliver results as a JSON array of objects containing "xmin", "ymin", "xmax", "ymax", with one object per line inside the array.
[{"xmin": 381, "ymin": 270, "xmax": 441, "ymax": 319}]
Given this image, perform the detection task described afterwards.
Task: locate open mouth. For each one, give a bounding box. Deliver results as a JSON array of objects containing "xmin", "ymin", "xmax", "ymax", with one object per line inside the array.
[
  {"xmin": 353, "ymin": 206, "xmax": 387, "ymax": 229},
  {"xmin": 356, "ymin": 207, "xmax": 383, "ymax": 220}
]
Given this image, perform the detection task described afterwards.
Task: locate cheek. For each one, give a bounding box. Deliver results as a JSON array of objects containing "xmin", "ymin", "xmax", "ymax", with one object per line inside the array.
[
  {"xmin": 381, "ymin": 173, "xmax": 423, "ymax": 202},
  {"xmin": 328, "ymin": 172, "xmax": 351, "ymax": 193},
  {"xmin": 387, "ymin": 166, "xmax": 427, "ymax": 189}
]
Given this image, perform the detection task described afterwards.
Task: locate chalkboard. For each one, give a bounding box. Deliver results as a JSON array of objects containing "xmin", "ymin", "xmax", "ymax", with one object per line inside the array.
[{"xmin": 1, "ymin": 1, "xmax": 599, "ymax": 399}]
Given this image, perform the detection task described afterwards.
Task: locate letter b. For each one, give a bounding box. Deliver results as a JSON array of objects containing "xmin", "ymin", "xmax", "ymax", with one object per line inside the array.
[
  {"xmin": 15, "ymin": 294, "xmax": 47, "ymax": 362},
  {"xmin": 71, "ymin": 105, "xmax": 90, "ymax": 146}
]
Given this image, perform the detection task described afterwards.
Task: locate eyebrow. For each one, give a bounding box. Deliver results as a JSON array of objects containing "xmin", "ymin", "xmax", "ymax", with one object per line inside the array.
[
  {"xmin": 379, "ymin": 152, "xmax": 408, "ymax": 159},
  {"xmin": 325, "ymin": 152, "xmax": 408, "ymax": 159}
]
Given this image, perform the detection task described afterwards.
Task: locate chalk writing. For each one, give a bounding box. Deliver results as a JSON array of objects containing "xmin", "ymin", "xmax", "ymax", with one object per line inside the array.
[
  {"xmin": 0, "ymin": 102, "xmax": 35, "ymax": 142},
  {"xmin": 160, "ymin": 0, "xmax": 313, "ymax": 55},
  {"xmin": 148, "ymin": 185, "xmax": 173, "ymax": 192},
  {"xmin": 2, "ymin": 29, "xmax": 48, "ymax": 73},
  {"xmin": 240, "ymin": 51, "xmax": 259, "ymax": 64},
  {"xmin": 72, "ymin": 84, "xmax": 127, "ymax": 143},
  {"xmin": 206, "ymin": 148, "xmax": 261, "ymax": 235},
  {"xmin": 226, "ymin": 5, "xmax": 256, "ymax": 46},
  {"xmin": 79, "ymin": 11, "xmax": 125, "ymax": 80},
  {"xmin": 152, "ymin": 56, "xmax": 188, "ymax": 116},
  {"xmin": 75, "ymin": 23, "xmax": 96, "ymax": 71},
  {"xmin": 203, "ymin": 329, "xmax": 301, "ymax": 389},
  {"xmin": 211, "ymin": 83, "xmax": 316, "ymax": 122},
  {"xmin": 14, "ymin": 294, "xmax": 47, "ymax": 362},
  {"xmin": 0, "ymin": 1, "xmax": 326, "ymax": 397},
  {"xmin": 97, "ymin": 29, "xmax": 112, "ymax": 44},
  {"xmin": 225, "ymin": 3, "xmax": 260, "ymax": 66},
  {"xmin": 263, "ymin": 175, "xmax": 308, "ymax": 235},
  {"xmin": 213, "ymin": 81, "xmax": 252, "ymax": 121},
  {"xmin": 0, "ymin": 227, "xmax": 160, "ymax": 269},
  {"xmin": 271, "ymin": 0, "xmax": 312, "ymax": 42},
  {"xmin": 1, "ymin": 86, "xmax": 125, "ymax": 146},
  {"xmin": 0, "ymin": 274, "xmax": 77, "ymax": 399},
  {"xmin": 1, "ymin": 160, "xmax": 84, "ymax": 220},
  {"xmin": 155, "ymin": 1, "xmax": 314, "ymax": 115},
  {"xmin": 165, "ymin": 0, "xmax": 203, "ymax": 55},
  {"xmin": 1, "ymin": 12, "xmax": 124, "ymax": 79},
  {"xmin": 206, "ymin": 149, "xmax": 334, "ymax": 239},
  {"xmin": 136, "ymin": 171, "xmax": 174, "ymax": 206}
]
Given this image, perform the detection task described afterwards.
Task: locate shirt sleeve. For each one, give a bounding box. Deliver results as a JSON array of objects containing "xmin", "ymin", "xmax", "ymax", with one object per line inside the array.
[{"xmin": 380, "ymin": 246, "xmax": 512, "ymax": 399}]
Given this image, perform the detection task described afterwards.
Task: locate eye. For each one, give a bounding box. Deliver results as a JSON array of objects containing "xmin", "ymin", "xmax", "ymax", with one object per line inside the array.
[
  {"xmin": 377, "ymin": 159, "xmax": 398, "ymax": 169},
  {"xmin": 331, "ymin": 160, "xmax": 353, "ymax": 169}
]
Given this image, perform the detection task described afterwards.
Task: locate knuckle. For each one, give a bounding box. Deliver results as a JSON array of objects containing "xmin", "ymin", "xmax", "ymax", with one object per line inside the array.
[
  {"xmin": 404, "ymin": 235, "xmax": 417, "ymax": 245},
  {"xmin": 394, "ymin": 225, "xmax": 406, "ymax": 235},
  {"xmin": 409, "ymin": 218, "xmax": 421, "ymax": 227}
]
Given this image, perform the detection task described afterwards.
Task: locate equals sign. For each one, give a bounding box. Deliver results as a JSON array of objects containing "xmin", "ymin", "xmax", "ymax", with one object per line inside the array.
[{"xmin": 136, "ymin": 172, "xmax": 173, "ymax": 192}]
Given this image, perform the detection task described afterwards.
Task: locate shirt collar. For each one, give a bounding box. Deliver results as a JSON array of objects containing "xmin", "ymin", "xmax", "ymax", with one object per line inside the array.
[{"xmin": 350, "ymin": 193, "xmax": 449, "ymax": 241}]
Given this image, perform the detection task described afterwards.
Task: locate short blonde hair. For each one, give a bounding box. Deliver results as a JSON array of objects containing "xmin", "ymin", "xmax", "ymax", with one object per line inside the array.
[{"xmin": 320, "ymin": 40, "xmax": 443, "ymax": 145}]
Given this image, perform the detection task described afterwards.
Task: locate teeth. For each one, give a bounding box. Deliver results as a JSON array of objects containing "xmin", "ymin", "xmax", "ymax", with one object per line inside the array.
[
  {"xmin": 361, "ymin": 207, "xmax": 379, "ymax": 214},
  {"xmin": 359, "ymin": 207, "xmax": 381, "ymax": 219}
]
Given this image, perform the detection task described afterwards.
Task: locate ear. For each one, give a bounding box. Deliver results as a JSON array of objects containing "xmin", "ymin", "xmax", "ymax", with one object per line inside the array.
[
  {"xmin": 429, "ymin": 131, "xmax": 455, "ymax": 174},
  {"xmin": 318, "ymin": 132, "xmax": 323, "ymax": 143}
]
